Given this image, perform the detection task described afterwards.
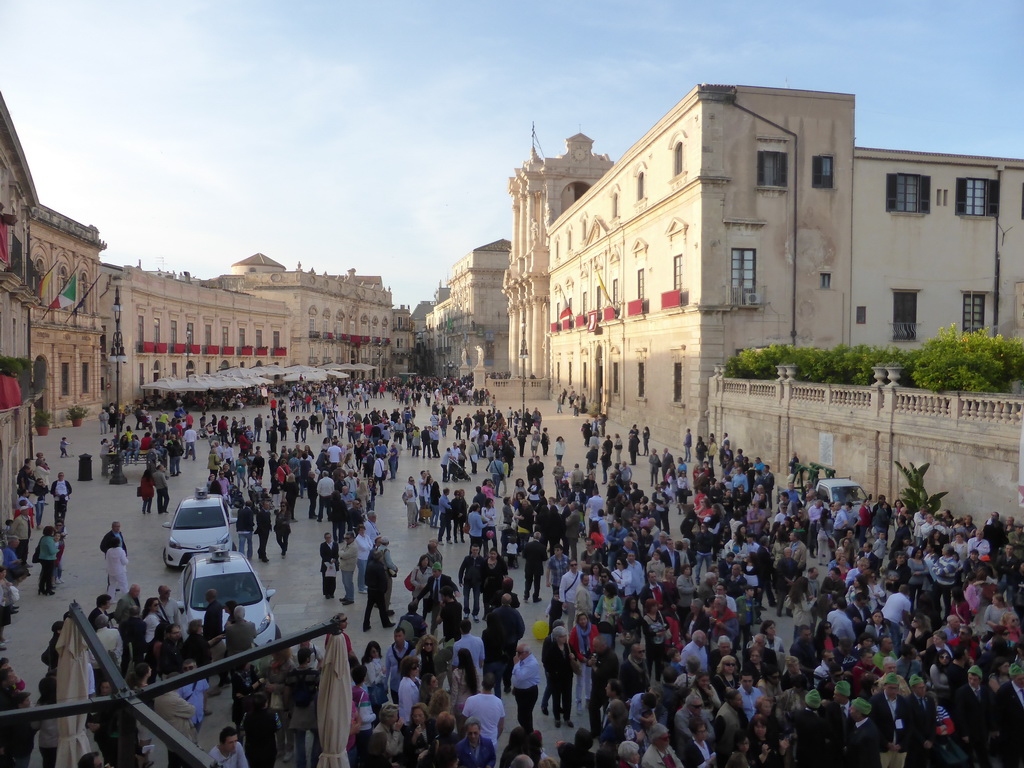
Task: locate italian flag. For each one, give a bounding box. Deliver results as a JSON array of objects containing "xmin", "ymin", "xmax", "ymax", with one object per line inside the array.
[{"xmin": 49, "ymin": 275, "xmax": 76, "ymax": 310}]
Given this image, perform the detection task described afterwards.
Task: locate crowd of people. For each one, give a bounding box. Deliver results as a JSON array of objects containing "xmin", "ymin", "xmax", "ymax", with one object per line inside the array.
[{"xmin": 3, "ymin": 375, "xmax": 1024, "ymax": 768}]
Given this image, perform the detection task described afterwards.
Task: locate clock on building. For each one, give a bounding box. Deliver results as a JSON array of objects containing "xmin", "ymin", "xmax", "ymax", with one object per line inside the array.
[{"xmin": 571, "ymin": 147, "xmax": 588, "ymax": 162}]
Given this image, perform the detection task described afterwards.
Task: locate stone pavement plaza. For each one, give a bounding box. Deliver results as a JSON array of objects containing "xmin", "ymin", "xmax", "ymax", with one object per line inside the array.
[{"xmin": 10, "ymin": 390, "xmax": 798, "ymax": 764}]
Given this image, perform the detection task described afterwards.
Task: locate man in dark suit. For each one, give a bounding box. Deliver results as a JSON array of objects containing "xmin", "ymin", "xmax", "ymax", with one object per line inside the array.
[
  {"xmin": 416, "ymin": 562, "xmax": 457, "ymax": 632},
  {"xmin": 792, "ymin": 690, "xmax": 830, "ymax": 768},
  {"xmin": 868, "ymin": 673, "xmax": 910, "ymax": 765},
  {"xmin": 952, "ymin": 666, "xmax": 993, "ymax": 768},
  {"xmin": 846, "ymin": 698, "xmax": 883, "ymax": 768},
  {"xmin": 823, "ymin": 680, "xmax": 852, "ymax": 751},
  {"xmin": 993, "ymin": 663, "xmax": 1024, "ymax": 768},
  {"xmin": 903, "ymin": 674, "xmax": 937, "ymax": 768}
]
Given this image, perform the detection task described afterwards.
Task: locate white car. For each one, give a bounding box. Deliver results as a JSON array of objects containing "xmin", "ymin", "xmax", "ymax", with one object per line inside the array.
[
  {"xmin": 163, "ymin": 490, "xmax": 236, "ymax": 567},
  {"xmin": 178, "ymin": 548, "xmax": 278, "ymax": 645}
]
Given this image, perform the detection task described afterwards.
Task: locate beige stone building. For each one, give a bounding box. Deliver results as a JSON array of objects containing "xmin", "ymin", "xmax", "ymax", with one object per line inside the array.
[
  {"xmin": 391, "ymin": 305, "xmax": 414, "ymax": 374},
  {"xmin": 214, "ymin": 255, "xmax": 396, "ymax": 374},
  {"xmin": 29, "ymin": 205, "xmax": 106, "ymax": 424},
  {"xmin": 100, "ymin": 264, "xmax": 292, "ymax": 403},
  {"xmin": 427, "ymin": 239, "xmax": 512, "ymax": 376},
  {"xmin": 850, "ymin": 148, "xmax": 1024, "ymax": 345},
  {"xmin": 517, "ymin": 85, "xmax": 856, "ymax": 441},
  {"xmin": 0, "ymin": 91, "xmax": 37, "ymax": 506},
  {"xmin": 505, "ymin": 137, "xmax": 614, "ymax": 378}
]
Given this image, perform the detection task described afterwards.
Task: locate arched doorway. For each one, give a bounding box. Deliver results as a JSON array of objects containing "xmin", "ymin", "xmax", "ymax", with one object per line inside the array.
[
  {"xmin": 153, "ymin": 360, "xmax": 161, "ymax": 381},
  {"xmin": 33, "ymin": 356, "xmax": 48, "ymax": 411},
  {"xmin": 219, "ymin": 360, "xmax": 230, "ymax": 370},
  {"xmin": 595, "ymin": 345, "xmax": 604, "ymax": 411},
  {"xmin": 185, "ymin": 360, "xmax": 196, "ymax": 378}
]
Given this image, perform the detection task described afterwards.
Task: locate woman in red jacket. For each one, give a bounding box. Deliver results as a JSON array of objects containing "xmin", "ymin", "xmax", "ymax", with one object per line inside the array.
[
  {"xmin": 568, "ymin": 611, "xmax": 599, "ymax": 717},
  {"xmin": 138, "ymin": 468, "xmax": 155, "ymax": 514}
]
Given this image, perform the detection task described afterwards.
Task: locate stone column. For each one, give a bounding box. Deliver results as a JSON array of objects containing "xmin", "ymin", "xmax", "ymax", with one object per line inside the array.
[
  {"xmin": 533, "ymin": 300, "xmax": 546, "ymax": 379},
  {"xmin": 512, "ymin": 202, "xmax": 522, "ymax": 260},
  {"xmin": 509, "ymin": 304, "xmax": 519, "ymax": 374},
  {"xmin": 526, "ymin": 192, "xmax": 536, "ymax": 249},
  {"xmin": 525, "ymin": 301, "xmax": 535, "ymax": 377}
]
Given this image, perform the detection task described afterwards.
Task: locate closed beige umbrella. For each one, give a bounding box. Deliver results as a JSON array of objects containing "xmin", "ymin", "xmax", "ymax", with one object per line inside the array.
[
  {"xmin": 315, "ymin": 632, "xmax": 353, "ymax": 768},
  {"xmin": 55, "ymin": 619, "xmax": 92, "ymax": 768}
]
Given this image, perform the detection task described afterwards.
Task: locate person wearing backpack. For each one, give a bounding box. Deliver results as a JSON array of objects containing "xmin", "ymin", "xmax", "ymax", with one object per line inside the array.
[{"xmin": 286, "ymin": 647, "xmax": 321, "ymax": 768}]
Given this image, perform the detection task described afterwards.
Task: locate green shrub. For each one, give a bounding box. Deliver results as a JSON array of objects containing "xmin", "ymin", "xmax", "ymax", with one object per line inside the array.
[{"xmin": 910, "ymin": 325, "xmax": 1024, "ymax": 392}]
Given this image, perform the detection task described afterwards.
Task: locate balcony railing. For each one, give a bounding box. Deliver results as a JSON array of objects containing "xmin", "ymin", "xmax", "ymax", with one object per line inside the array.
[
  {"xmin": 729, "ymin": 286, "xmax": 765, "ymax": 306},
  {"xmin": 308, "ymin": 331, "xmax": 321, "ymax": 339},
  {"xmin": 890, "ymin": 322, "xmax": 920, "ymax": 342}
]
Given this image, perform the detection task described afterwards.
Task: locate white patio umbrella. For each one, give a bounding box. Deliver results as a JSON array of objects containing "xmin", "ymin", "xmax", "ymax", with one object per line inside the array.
[
  {"xmin": 55, "ymin": 619, "xmax": 92, "ymax": 768},
  {"xmin": 315, "ymin": 633, "xmax": 352, "ymax": 768}
]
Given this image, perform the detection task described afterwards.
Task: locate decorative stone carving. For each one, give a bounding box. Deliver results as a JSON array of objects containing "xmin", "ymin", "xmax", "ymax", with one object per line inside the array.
[
  {"xmin": 885, "ymin": 365, "xmax": 903, "ymax": 387},
  {"xmin": 872, "ymin": 366, "xmax": 887, "ymax": 385}
]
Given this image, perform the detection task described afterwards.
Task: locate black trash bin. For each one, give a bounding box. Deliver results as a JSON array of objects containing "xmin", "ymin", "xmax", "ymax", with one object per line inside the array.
[{"xmin": 78, "ymin": 453, "xmax": 93, "ymax": 482}]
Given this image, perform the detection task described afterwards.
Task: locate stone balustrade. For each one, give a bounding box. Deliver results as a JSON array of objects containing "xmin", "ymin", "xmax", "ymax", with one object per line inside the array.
[{"xmin": 709, "ymin": 374, "xmax": 1024, "ymax": 516}]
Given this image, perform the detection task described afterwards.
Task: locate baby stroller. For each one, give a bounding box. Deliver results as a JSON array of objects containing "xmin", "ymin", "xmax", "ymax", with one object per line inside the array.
[{"xmin": 449, "ymin": 461, "xmax": 470, "ymax": 482}]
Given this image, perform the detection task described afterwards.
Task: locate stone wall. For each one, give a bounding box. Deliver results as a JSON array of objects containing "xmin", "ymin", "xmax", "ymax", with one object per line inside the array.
[{"xmin": 708, "ymin": 371, "xmax": 1024, "ymax": 515}]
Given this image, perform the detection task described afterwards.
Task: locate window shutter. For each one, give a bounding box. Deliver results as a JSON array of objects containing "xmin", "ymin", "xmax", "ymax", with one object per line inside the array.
[
  {"xmin": 757, "ymin": 152, "xmax": 766, "ymax": 186},
  {"xmin": 886, "ymin": 174, "xmax": 897, "ymax": 211},
  {"xmin": 987, "ymin": 179, "xmax": 1000, "ymax": 217},
  {"xmin": 779, "ymin": 154, "xmax": 788, "ymax": 188},
  {"xmin": 919, "ymin": 176, "xmax": 931, "ymax": 213},
  {"xmin": 955, "ymin": 178, "xmax": 967, "ymax": 214},
  {"xmin": 812, "ymin": 156, "xmax": 822, "ymax": 187}
]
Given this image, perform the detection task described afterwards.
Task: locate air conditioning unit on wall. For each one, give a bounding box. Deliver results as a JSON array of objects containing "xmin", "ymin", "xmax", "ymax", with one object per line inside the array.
[{"xmin": 742, "ymin": 292, "xmax": 763, "ymax": 306}]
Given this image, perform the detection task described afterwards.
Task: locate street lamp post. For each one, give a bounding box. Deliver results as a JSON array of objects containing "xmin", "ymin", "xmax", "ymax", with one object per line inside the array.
[
  {"xmin": 185, "ymin": 329, "xmax": 193, "ymax": 381},
  {"xmin": 109, "ymin": 286, "xmax": 128, "ymax": 485}
]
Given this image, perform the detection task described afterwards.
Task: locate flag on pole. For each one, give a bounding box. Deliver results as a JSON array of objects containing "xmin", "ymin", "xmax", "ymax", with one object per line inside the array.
[
  {"xmin": 65, "ymin": 274, "xmax": 101, "ymax": 323},
  {"xmin": 558, "ymin": 305, "xmax": 573, "ymax": 321},
  {"xmin": 48, "ymin": 274, "xmax": 77, "ymax": 310},
  {"xmin": 596, "ymin": 270, "xmax": 613, "ymax": 305},
  {"xmin": 37, "ymin": 262, "xmax": 56, "ymax": 301}
]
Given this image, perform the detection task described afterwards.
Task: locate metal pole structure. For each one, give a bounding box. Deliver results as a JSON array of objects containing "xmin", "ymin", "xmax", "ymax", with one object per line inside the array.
[
  {"xmin": 185, "ymin": 328, "xmax": 192, "ymax": 381},
  {"xmin": 109, "ymin": 285, "xmax": 128, "ymax": 485},
  {"xmin": 0, "ymin": 603, "xmax": 343, "ymax": 768}
]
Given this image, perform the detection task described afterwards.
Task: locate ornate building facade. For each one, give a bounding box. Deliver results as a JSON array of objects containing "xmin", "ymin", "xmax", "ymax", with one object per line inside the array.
[
  {"xmin": 100, "ymin": 264, "xmax": 292, "ymax": 403},
  {"xmin": 215, "ymin": 256, "xmax": 396, "ymax": 375},
  {"xmin": 515, "ymin": 86, "xmax": 856, "ymax": 440},
  {"xmin": 29, "ymin": 205, "xmax": 106, "ymax": 424},
  {"xmin": 0, "ymin": 91, "xmax": 37, "ymax": 507},
  {"xmin": 427, "ymin": 239, "xmax": 512, "ymax": 376},
  {"xmin": 504, "ymin": 137, "xmax": 613, "ymax": 378}
]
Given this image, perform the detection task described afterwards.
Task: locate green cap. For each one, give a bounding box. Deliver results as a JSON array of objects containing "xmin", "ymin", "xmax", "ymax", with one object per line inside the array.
[
  {"xmin": 908, "ymin": 674, "xmax": 925, "ymax": 686},
  {"xmin": 968, "ymin": 666, "xmax": 983, "ymax": 678},
  {"xmin": 852, "ymin": 698, "xmax": 872, "ymax": 715},
  {"xmin": 432, "ymin": 562, "xmax": 443, "ymax": 570},
  {"xmin": 882, "ymin": 672, "xmax": 900, "ymax": 686},
  {"xmin": 1010, "ymin": 663, "xmax": 1024, "ymax": 676},
  {"xmin": 834, "ymin": 681, "xmax": 851, "ymax": 697},
  {"xmin": 805, "ymin": 690, "xmax": 822, "ymax": 709}
]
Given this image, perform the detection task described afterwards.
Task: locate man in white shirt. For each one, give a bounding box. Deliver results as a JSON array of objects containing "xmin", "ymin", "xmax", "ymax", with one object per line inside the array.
[
  {"xmin": 209, "ymin": 726, "xmax": 249, "ymax": 768},
  {"xmin": 681, "ymin": 630, "xmax": 709, "ymax": 670},
  {"xmin": 316, "ymin": 472, "xmax": 335, "ymax": 523},
  {"xmin": 559, "ymin": 560, "xmax": 583, "ymax": 609},
  {"xmin": 326, "ymin": 443, "xmax": 343, "ymax": 466},
  {"xmin": 827, "ymin": 601, "xmax": 857, "ymax": 643},
  {"xmin": 510, "ymin": 643, "xmax": 542, "ymax": 733},
  {"xmin": 881, "ymin": 584, "xmax": 913, "ymax": 654},
  {"xmin": 462, "ymin": 673, "xmax": 505, "ymax": 745},
  {"xmin": 183, "ymin": 427, "xmax": 198, "ymax": 461}
]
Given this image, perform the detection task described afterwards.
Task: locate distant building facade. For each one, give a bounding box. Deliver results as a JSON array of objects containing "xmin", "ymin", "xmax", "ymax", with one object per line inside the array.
[
  {"xmin": 427, "ymin": 240, "xmax": 512, "ymax": 376},
  {"xmin": 215, "ymin": 255, "xmax": 396, "ymax": 375},
  {"xmin": 100, "ymin": 264, "xmax": 292, "ymax": 403},
  {"xmin": 29, "ymin": 205, "xmax": 106, "ymax": 424}
]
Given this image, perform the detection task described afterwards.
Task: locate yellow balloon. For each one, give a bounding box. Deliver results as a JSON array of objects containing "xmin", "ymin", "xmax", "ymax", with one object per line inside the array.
[{"xmin": 532, "ymin": 620, "xmax": 549, "ymax": 641}]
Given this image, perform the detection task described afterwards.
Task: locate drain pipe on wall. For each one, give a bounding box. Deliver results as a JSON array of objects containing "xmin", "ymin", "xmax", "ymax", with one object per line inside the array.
[
  {"xmin": 727, "ymin": 95, "xmax": 799, "ymax": 345},
  {"xmin": 993, "ymin": 166, "xmax": 1003, "ymax": 335}
]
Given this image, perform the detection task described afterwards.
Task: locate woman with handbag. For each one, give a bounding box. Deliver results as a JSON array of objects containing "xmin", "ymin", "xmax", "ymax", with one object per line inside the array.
[{"xmin": 320, "ymin": 531, "xmax": 340, "ymax": 598}]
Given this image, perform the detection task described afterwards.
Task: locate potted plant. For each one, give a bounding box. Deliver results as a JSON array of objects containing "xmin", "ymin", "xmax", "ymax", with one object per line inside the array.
[
  {"xmin": 67, "ymin": 405, "xmax": 89, "ymax": 427},
  {"xmin": 34, "ymin": 409, "xmax": 52, "ymax": 436}
]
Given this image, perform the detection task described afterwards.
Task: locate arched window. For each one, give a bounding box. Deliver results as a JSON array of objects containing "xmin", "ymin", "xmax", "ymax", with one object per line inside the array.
[
  {"xmin": 58, "ymin": 265, "xmax": 68, "ymax": 285},
  {"xmin": 79, "ymin": 272, "xmax": 88, "ymax": 311},
  {"xmin": 567, "ymin": 230, "xmax": 572, "ymax": 252},
  {"xmin": 612, "ymin": 193, "xmax": 619, "ymax": 219},
  {"xmin": 673, "ymin": 142, "xmax": 683, "ymax": 176},
  {"xmin": 637, "ymin": 172, "xmax": 645, "ymax": 201}
]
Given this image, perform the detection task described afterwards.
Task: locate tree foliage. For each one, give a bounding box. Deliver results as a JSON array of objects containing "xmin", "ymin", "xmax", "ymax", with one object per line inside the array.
[{"xmin": 724, "ymin": 328, "xmax": 1024, "ymax": 393}]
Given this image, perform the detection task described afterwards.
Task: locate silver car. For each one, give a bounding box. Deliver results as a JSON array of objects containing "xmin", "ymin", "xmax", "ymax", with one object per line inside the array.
[
  {"xmin": 163, "ymin": 490, "xmax": 235, "ymax": 567},
  {"xmin": 178, "ymin": 548, "xmax": 278, "ymax": 644}
]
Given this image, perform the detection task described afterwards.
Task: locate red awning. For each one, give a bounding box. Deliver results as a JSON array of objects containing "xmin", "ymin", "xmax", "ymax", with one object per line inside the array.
[{"xmin": 0, "ymin": 375, "xmax": 22, "ymax": 412}]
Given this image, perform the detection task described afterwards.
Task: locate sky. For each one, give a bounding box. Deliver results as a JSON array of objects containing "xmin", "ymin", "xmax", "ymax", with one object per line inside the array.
[{"xmin": 2, "ymin": 0, "xmax": 1022, "ymax": 308}]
